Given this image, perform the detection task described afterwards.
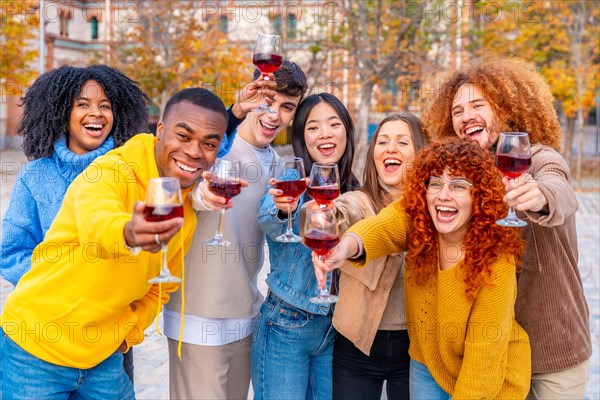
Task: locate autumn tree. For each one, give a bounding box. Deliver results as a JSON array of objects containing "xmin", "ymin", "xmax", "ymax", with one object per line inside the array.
[
  {"xmin": 338, "ymin": 0, "xmax": 433, "ymax": 173},
  {"xmin": 297, "ymin": 1, "xmax": 442, "ymax": 174},
  {"xmin": 469, "ymin": 0, "xmax": 599, "ymax": 187},
  {"xmin": 0, "ymin": 1, "xmax": 39, "ymax": 95},
  {"xmin": 110, "ymin": 1, "xmax": 251, "ymax": 113}
]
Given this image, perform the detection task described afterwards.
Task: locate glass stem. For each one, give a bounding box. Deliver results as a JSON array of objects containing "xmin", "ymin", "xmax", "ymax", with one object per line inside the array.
[
  {"xmin": 506, "ymin": 205, "xmax": 518, "ymax": 220},
  {"xmin": 215, "ymin": 208, "xmax": 226, "ymax": 239},
  {"xmin": 285, "ymin": 205, "xmax": 294, "ymax": 236},
  {"xmin": 161, "ymin": 243, "xmax": 168, "ymax": 274},
  {"xmin": 317, "ymin": 255, "xmax": 329, "ymax": 295}
]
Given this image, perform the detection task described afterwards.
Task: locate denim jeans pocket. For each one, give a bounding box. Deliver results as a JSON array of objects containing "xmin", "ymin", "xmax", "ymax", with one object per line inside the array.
[{"xmin": 265, "ymin": 295, "xmax": 309, "ymax": 329}]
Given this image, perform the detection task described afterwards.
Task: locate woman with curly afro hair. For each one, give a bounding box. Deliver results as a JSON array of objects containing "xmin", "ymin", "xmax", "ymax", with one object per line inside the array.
[
  {"xmin": 314, "ymin": 138, "xmax": 531, "ymax": 398},
  {"xmin": 422, "ymin": 57, "xmax": 591, "ymax": 399},
  {"xmin": 1, "ymin": 64, "xmax": 149, "ymax": 383}
]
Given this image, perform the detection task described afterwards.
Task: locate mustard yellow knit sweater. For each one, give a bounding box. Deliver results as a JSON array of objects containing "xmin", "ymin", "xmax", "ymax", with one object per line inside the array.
[{"xmin": 347, "ymin": 201, "xmax": 531, "ymax": 398}]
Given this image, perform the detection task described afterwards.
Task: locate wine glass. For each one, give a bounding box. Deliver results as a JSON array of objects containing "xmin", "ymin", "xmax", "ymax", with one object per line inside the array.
[
  {"xmin": 205, "ymin": 160, "xmax": 242, "ymax": 246},
  {"xmin": 252, "ymin": 34, "xmax": 283, "ymax": 113},
  {"xmin": 495, "ymin": 132, "xmax": 532, "ymax": 227},
  {"xmin": 271, "ymin": 156, "xmax": 307, "ymax": 243},
  {"xmin": 304, "ymin": 208, "xmax": 340, "ymax": 304},
  {"xmin": 144, "ymin": 177, "xmax": 183, "ymax": 284},
  {"xmin": 307, "ymin": 162, "xmax": 340, "ymax": 208}
]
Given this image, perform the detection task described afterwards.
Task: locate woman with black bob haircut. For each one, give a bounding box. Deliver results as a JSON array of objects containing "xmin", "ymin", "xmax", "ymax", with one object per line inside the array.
[{"xmin": 291, "ymin": 92, "xmax": 360, "ymax": 193}]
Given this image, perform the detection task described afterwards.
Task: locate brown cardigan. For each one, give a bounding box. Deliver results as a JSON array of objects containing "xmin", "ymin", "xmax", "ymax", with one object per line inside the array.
[
  {"xmin": 516, "ymin": 144, "xmax": 592, "ymax": 373},
  {"xmin": 331, "ymin": 191, "xmax": 406, "ymax": 355}
]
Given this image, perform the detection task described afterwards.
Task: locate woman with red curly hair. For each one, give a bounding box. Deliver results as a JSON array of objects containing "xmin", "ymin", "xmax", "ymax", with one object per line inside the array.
[{"xmin": 314, "ymin": 138, "xmax": 531, "ymax": 398}]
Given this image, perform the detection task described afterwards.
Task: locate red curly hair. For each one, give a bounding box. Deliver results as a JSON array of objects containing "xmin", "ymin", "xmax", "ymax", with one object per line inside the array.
[
  {"xmin": 422, "ymin": 57, "xmax": 562, "ymax": 150},
  {"xmin": 402, "ymin": 138, "xmax": 525, "ymax": 300}
]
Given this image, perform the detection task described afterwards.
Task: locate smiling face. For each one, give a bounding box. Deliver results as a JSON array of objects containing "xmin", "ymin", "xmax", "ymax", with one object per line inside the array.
[
  {"xmin": 154, "ymin": 101, "xmax": 227, "ymax": 189},
  {"xmin": 426, "ymin": 169, "xmax": 473, "ymax": 242},
  {"xmin": 373, "ymin": 120, "xmax": 416, "ymax": 190},
  {"xmin": 451, "ymin": 84, "xmax": 499, "ymax": 149},
  {"xmin": 238, "ymin": 92, "xmax": 301, "ymax": 148},
  {"xmin": 304, "ymin": 102, "xmax": 347, "ymax": 164},
  {"xmin": 68, "ymin": 80, "xmax": 114, "ymax": 154}
]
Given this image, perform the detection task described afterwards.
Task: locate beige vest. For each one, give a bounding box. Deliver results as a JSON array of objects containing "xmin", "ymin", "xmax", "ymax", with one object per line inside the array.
[{"xmin": 165, "ymin": 136, "xmax": 278, "ymax": 318}]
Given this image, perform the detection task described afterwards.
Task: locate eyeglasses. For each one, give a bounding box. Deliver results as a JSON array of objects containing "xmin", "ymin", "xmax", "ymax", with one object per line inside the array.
[{"xmin": 425, "ymin": 176, "xmax": 473, "ymax": 197}]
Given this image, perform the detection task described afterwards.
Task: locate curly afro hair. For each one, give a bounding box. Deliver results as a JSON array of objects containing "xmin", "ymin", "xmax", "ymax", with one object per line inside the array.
[
  {"xmin": 422, "ymin": 57, "xmax": 562, "ymax": 150},
  {"xmin": 402, "ymin": 137, "xmax": 525, "ymax": 300},
  {"xmin": 18, "ymin": 64, "xmax": 149, "ymax": 160}
]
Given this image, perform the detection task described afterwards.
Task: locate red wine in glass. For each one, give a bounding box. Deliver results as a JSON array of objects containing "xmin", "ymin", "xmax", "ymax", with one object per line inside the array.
[
  {"xmin": 274, "ymin": 179, "xmax": 307, "ymax": 199},
  {"xmin": 307, "ymin": 185, "xmax": 340, "ymax": 206},
  {"xmin": 304, "ymin": 208, "xmax": 339, "ymax": 304},
  {"xmin": 308, "ymin": 162, "xmax": 340, "ymax": 207},
  {"xmin": 496, "ymin": 154, "xmax": 532, "ymax": 179},
  {"xmin": 205, "ymin": 160, "xmax": 242, "ymax": 246},
  {"xmin": 145, "ymin": 177, "xmax": 183, "ymax": 284},
  {"xmin": 252, "ymin": 34, "xmax": 282, "ymax": 113},
  {"xmin": 271, "ymin": 156, "xmax": 306, "ymax": 243},
  {"xmin": 495, "ymin": 132, "xmax": 531, "ymax": 227},
  {"xmin": 144, "ymin": 204, "xmax": 184, "ymax": 222},
  {"xmin": 208, "ymin": 179, "xmax": 242, "ymax": 202},
  {"xmin": 253, "ymin": 53, "xmax": 283, "ymax": 74},
  {"xmin": 304, "ymin": 229, "xmax": 340, "ymax": 256}
]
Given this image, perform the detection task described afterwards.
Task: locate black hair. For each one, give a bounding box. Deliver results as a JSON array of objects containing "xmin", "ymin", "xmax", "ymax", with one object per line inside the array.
[
  {"xmin": 253, "ymin": 60, "xmax": 308, "ymax": 99},
  {"xmin": 162, "ymin": 88, "xmax": 228, "ymax": 124},
  {"xmin": 291, "ymin": 93, "xmax": 360, "ymax": 194},
  {"xmin": 18, "ymin": 64, "xmax": 149, "ymax": 160}
]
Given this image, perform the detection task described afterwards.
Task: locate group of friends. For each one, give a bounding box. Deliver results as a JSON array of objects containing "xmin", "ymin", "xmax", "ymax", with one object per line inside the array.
[{"xmin": 0, "ymin": 55, "xmax": 591, "ymax": 400}]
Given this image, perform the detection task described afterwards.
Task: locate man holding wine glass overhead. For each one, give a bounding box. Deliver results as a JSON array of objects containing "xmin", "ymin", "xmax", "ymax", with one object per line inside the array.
[
  {"xmin": 422, "ymin": 57, "xmax": 591, "ymax": 399},
  {"xmin": 0, "ymin": 88, "xmax": 228, "ymax": 399},
  {"xmin": 164, "ymin": 56, "xmax": 308, "ymax": 399}
]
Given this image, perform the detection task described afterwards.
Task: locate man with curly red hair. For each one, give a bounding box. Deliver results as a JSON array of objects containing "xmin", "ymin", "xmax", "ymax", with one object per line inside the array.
[
  {"xmin": 422, "ymin": 57, "xmax": 591, "ymax": 399},
  {"xmin": 314, "ymin": 138, "xmax": 531, "ymax": 398}
]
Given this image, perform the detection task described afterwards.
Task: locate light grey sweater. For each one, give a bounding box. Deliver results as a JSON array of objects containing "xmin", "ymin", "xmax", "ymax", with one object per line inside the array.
[{"xmin": 165, "ymin": 135, "xmax": 277, "ymax": 319}]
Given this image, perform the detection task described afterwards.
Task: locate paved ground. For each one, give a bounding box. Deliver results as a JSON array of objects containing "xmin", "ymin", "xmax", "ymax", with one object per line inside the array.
[{"xmin": 1, "ymin": 149, "xmax": 599, "ymax": 399}]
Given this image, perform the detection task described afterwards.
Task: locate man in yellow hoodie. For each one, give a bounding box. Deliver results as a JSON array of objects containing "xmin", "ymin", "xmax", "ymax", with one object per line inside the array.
[{"xmin": 0, "ymin": 88, "xmax": 228, "ymax": 399}]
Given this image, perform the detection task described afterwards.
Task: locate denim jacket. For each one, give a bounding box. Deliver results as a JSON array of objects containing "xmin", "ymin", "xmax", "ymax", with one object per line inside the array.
[{"xmin": 258, "ymin": 192, "xmax": 332, "ymax": 315}]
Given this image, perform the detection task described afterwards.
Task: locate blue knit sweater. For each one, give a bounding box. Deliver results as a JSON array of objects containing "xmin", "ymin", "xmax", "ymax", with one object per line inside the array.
[{"xmin": 1, "ymin": 136, "xmax": 115, "ymax": 286}]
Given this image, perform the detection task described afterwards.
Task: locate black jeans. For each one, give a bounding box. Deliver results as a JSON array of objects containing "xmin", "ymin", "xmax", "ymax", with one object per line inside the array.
[{"xmin": 333, "ymin": 330, "xmax": 410, "ymax": 400}]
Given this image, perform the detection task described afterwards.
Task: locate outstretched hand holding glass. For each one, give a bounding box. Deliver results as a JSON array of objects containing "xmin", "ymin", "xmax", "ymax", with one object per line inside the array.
[{"xmin": 144, "ymin": 177, "xmax": 183, "ymax": 283}]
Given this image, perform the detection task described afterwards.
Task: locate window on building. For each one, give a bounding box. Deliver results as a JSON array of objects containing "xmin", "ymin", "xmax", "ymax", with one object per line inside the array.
[
  {"xmin": 287, "ymin": 14, "xmax": 297, "ymax": 39},
  {"xmin": 60, "ymin": 13, "xmax": 69, "ymax": 37},
  {"xmin": 220, "ymin": 15, "xmax": 228, "ymax": 34},
  {"xmin": 273, "ymin": 15, "xmax": 282, "ymax": 36},
  {"xmin": 91, "ymin": 17, "xmax": 98, "ymax": 40}
]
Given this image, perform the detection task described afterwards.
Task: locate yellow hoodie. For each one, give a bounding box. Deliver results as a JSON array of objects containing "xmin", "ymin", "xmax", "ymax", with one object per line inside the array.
[{"xmin": 1, "ymin": 134, "xmax": 195, "ymax": 369}]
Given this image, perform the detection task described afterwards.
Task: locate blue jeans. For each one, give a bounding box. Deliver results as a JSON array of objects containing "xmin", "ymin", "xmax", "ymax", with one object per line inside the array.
[
  {"xmin": 409, "ymin": 360, "xmax": 450, "ymax": 400},
  {"xmin": 251, "ymin": 293, "xmax": 337, "ymax": 400},
  {"xmin": 1, "ymin": 329, "xmax": 134, "ymax": 399}
]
